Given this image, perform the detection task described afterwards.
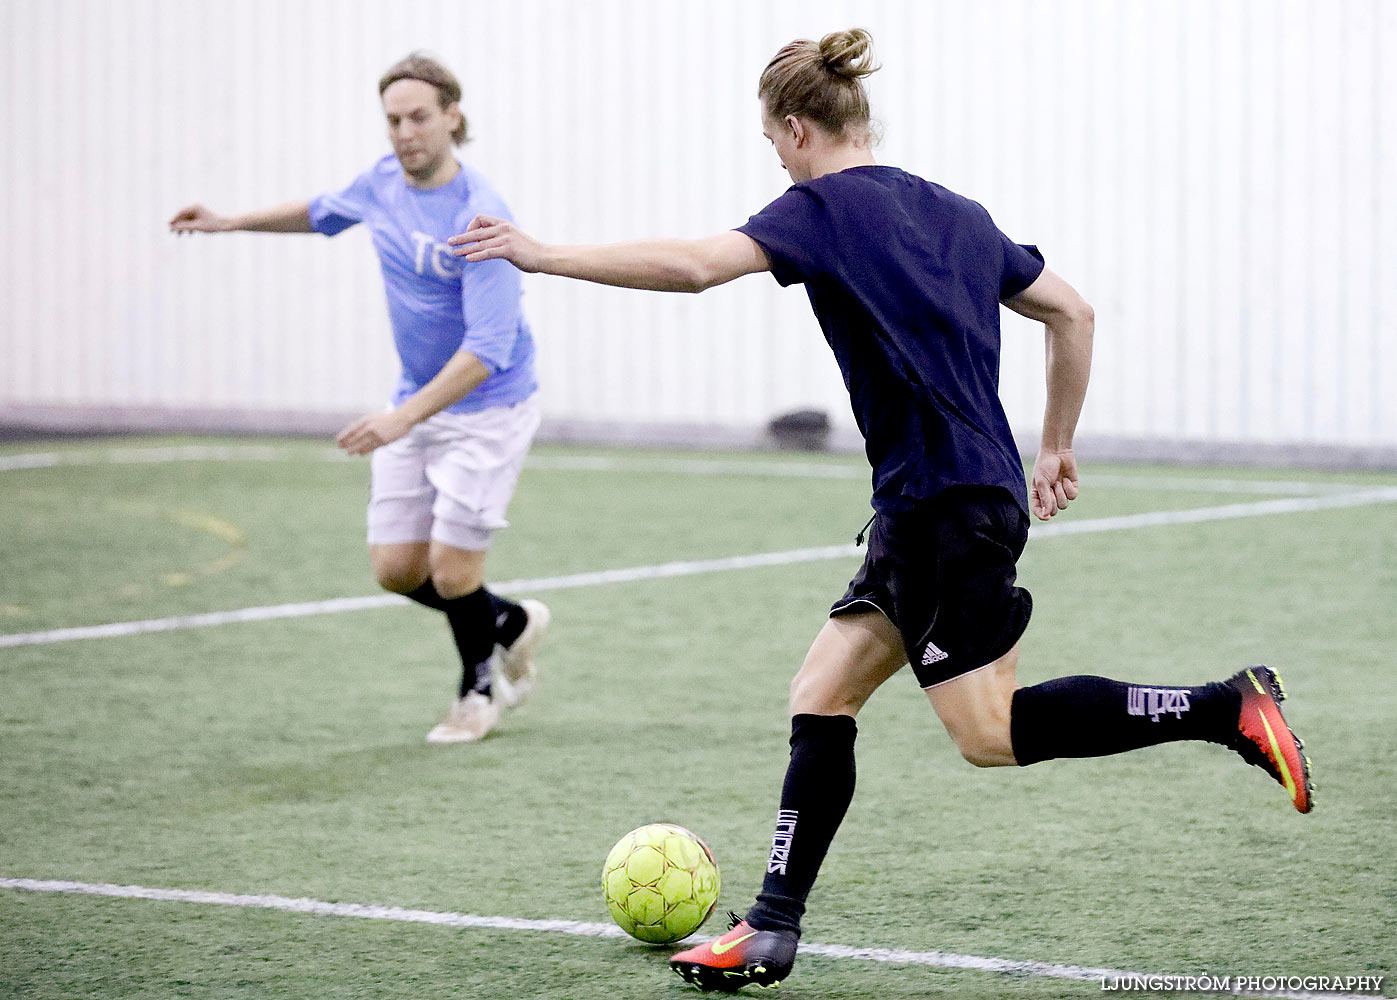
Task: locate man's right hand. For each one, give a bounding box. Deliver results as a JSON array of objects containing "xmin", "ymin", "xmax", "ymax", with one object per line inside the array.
[
  {"xmin": 169, "ymin": 204, "xmax": 231, "ymax": 234},
  {"xmin": 448, "ymin": 214, "xmax": 545, "ymax": 271}
]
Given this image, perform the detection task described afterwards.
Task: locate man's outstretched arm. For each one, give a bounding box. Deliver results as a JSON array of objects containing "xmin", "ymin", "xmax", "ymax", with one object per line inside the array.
[
  {"xmin": 169, "ymin": 200, "xmax": 314, "ymax": 234},
  {"xmin": 448, "ymin": 216, "xmax": 769, "ymax": 292}
]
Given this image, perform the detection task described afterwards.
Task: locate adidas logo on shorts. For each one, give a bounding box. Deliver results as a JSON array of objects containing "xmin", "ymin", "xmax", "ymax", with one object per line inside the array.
[{"xmin": 921, "ymin": 641, "xmax": 948, "ymax": 666}]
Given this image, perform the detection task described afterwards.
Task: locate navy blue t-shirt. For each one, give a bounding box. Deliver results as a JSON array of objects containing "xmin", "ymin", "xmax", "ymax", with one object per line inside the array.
[{"xmin": 737, "ymin": 165, "xmax": 1045, "ymax": 515}]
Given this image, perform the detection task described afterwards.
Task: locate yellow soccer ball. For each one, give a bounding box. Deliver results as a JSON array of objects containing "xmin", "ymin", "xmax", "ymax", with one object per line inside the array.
[{"xmin": 602, "ymin": 823, "xmax": 721, "ymax": 944}]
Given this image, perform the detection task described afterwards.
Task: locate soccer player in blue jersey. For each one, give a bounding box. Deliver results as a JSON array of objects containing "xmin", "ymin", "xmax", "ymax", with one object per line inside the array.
[
  {"xmin": 170, "ymin": 53, "xmax": 548, "ymax": 745},
  {"xmin": 451, "ymin": 28, "xmax": 1314, "ymax": 990}
]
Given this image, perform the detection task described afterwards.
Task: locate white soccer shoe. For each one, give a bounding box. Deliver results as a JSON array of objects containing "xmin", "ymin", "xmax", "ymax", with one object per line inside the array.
[
  {"xmin": 425, "ymin": 691, "xmax": 500, "ymax": 744},
  {"xmin": 494, "ymin": 599, "xmax": 550, "ymax": 709}
]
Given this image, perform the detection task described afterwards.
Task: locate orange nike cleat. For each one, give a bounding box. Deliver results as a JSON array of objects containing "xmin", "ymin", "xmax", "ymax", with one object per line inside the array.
[
  {"xmin": 670, "ymin": 913, "xmax": 799, "ymax": 992},
  {"xmin": 1226, "ymin": 666, "xmax": 1314, "ymax": 813}
]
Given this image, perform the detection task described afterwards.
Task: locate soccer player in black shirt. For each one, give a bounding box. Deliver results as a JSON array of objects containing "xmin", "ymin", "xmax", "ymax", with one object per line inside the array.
[{"xmin": 450, "ymin": 28, "xmax": 1313, "ymax": 991}]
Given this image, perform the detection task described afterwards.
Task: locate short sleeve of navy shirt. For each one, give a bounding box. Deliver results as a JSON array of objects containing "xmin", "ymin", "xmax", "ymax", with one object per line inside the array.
[{"xmin": 737, "ymin": 165, "xmax": 1044, "ymax": 516}]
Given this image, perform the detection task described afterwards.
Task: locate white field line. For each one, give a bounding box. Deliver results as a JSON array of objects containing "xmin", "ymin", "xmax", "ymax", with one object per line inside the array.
[
  {"xmin": 525, "ymin": 456, "xmax": 1369, "ymax": 496},
  {"xmin": 0, "ymin": 547, "xmax": 856, "ymax": 649},
  {"xmin": 0, "ymin": 444, "xmax": 307, "ymax": 471},
  {"xmin": 0, "ymin": 443, "xmax": 1377, "ymax": 495},
  {"xmin": 4, "ymin": 488, "xmax": 1397, "ymax": 652},
  {"xmin": 0, "ymin": 879, "xmax": 1383, "ymax": 999},
  {"xmin": 1028, "ymin": 486, "xmax": 1397, "ymax": 537}
]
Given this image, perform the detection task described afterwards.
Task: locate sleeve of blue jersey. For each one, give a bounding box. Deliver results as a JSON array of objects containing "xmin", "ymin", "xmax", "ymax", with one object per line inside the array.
[
  {"xmin": 307, "ymin": 169, "xmax": 374, "ymax": 236},
  {"xmin": 455, "ymin": 202, "xmax": 525, "ymax": 373}
]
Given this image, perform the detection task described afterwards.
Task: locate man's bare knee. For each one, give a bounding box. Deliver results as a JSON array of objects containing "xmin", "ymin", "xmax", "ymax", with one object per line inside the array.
[
  {"xmin": 953, "ymin": 730, "xmax": 1016, "ymax": 768},
  {"xmin": 429, "ymin": 556, "xmax": 485, "ymax": 599},
  {"xmin": 431, "ymin": 568, "xmax": 481, "ymax": 600},
  {"xmin": 370, "ymin": 543, "xmax": 431, "ymax": 594},
  {"xmin": 372, "ymin": 559, "xmax": 428, "ymax": 594},
  {"xmin": 940, "ymin": 701, "xmax": 1016, "ymax": 766},
  {"xmin": 427, "ymin": 544, "xmax": 487, "ymax": 600},
  {"xmin": 376, "ymin": 572, "xmax": 419, "ymax": 594},
  {"xmin": 789, "ymin": 667, "xmax": 851, "ymax": 716},
  {"xmin": 926, "ymin": 652, "xmax": 1021, "ymax": 768},
  {"xmin": 786, "ymin": 613, "xmax": 905, "ymax": 718}
]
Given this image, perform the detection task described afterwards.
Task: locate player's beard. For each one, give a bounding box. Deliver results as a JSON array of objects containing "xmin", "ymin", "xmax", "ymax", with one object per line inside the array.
[{"xmin": 401, "ymin": 149, "xmax": 447, "ymax": 185}]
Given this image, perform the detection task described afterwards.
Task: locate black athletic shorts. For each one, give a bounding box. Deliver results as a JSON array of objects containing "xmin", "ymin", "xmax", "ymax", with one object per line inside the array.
[{"xmin": 830, "ymin": 485, "xmax": 1033, "ymax": 687}]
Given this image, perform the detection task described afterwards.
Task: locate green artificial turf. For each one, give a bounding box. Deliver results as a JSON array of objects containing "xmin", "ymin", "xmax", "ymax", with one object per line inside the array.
[{"xmin": 2, "ymin": 438, "xmax": 1393, "ymax": 998}]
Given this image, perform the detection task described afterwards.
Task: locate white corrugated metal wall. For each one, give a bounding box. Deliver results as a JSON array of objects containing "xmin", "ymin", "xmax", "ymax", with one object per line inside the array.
[{"xmin": 1, "ymin": 0, "xmax": 1393, "ymax": 447}]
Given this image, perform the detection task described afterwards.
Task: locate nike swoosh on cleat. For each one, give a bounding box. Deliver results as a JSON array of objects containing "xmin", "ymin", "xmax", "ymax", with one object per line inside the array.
[
  {"xmin": 1256, "ymin": 708, "xmax": 1298, "ymax": 802},
  {"xmin": 710, "ymin": 931, "xmax": 758, "ymax": 955}
]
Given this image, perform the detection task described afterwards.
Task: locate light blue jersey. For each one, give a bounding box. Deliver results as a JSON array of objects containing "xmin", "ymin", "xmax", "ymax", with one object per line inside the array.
[{"xmin": 309, "ymin": 154, "xmax": 537, "ymax": 414}]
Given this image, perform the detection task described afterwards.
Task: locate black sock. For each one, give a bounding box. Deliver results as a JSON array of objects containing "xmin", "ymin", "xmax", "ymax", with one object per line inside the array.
[
  {"xmin": 403, "ymin": 580, "xmax": 448, "ymax": 611},
  {"xmin": 402, "ymin": 581, "xmax": 527, "ymax": 695},
  {"xmin": 489, "ymin": 592, "xmax": 528, "ymax": 648},
  {"xmin": 436, "ymin": 586, "xmax": 496, "ymax": 699},
  {"xmin": 1010, "ymin": 676, "xmax": 1241, "ymax": 766},
  {"xmin": 405, "ymin": 581, "xmax": 527, "ymax": 648},
  {"xmin": 745, "ymin": 714, "xmax": 858, "ymax": 936}
]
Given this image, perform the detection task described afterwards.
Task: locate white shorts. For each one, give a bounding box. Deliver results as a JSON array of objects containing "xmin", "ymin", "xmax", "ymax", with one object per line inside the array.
[{"xmin": 367, "ymin": 398, "xmax": 541, "ymax": 551}]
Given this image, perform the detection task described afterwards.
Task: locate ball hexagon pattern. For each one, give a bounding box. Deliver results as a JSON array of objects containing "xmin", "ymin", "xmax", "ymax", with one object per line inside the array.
[{"xmin": 602, "ymin": 823, "xmax": 721, "ymax": 944}]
